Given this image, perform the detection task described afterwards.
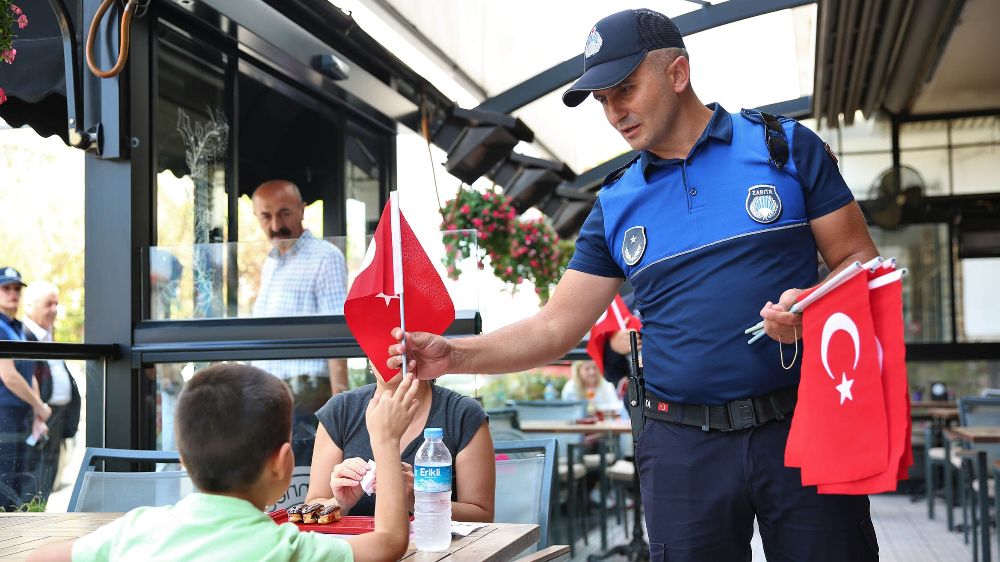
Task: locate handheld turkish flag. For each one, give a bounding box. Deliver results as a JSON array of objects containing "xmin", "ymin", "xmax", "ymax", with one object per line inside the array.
[
  {"xmin": 587, "ymin": 294, "xmax": 642, "ymax": 372},
  {"xmin": 818, "ymin": 269, "xmax": 910, "ymax": 494},
  {"xmin": 344, "ymin": 192, "xmax": 455, "ymax": 380},
  {"xmin": 787, "ymin": 270, "xmax": 889, "ymax": 486}
]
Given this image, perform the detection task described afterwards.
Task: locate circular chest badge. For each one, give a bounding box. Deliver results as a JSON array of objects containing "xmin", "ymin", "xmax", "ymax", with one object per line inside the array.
[{"xmin": 745, "ymin": 185, "xmax": 783, "ymax": 224}]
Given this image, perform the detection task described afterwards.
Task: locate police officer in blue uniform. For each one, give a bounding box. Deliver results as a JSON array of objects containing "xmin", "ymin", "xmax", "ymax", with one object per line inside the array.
[
  {"xmin": 0, "ymin": 267, "xmax": 52, "ymax": 509},
  {"xmin": 389, "ymin": 8, "xmax": 880, "ymax": 561}
]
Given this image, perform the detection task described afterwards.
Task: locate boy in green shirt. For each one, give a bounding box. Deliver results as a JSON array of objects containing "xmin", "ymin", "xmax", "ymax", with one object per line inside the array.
[{"xmin": 28, "ymin": 363, "xmax": 421, "ymax": 562}]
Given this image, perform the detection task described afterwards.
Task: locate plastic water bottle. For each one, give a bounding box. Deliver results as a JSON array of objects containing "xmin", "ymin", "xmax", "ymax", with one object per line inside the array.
[
  {"xmin": 414, "ymin": 428, "xmax": 452, "ymax": 551},
  {"xmin": 544, "ymin": 381, "xmax": 557, "ymax": 401}
]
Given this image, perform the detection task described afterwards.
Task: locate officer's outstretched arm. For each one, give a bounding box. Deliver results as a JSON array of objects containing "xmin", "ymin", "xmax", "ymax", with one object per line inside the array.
[{"xmin": 389, "ymin": 270, "xmax": 622, "ymax": 378}]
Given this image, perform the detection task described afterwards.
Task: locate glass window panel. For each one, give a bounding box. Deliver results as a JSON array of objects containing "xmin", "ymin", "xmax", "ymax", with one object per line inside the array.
[
  {"xmin": 345, "ymin": 126, "xmax": 384, "ymax": 235},
  {"xmin": 870, "ymin": 224, "xmax": 952, "ymax": 343},
  {"xmin": 145, "ymin": 230, "xmax": 480, "ymax": 320},
  {"xmin": 908, "ymin": 360, "xmax": 1000, "ymax": 402},
  {"xmin": 952, "ymin": 145, "xmax": 1000, "ymax": 195},
  {"xmin": 899, "ymin": 148, "xmax": 950, "ymax": 196},
  {"xmin": 899, "ymin": 122, "xmax": 948, "ymax": 150},
  {"xmin": 958, "ymin": 258, "xmax": 1000, "ymax": 342},
  {"xmin": 950, "ymin": 116, "xmax": 1000, "ymax": 145},
  {"xmin": 155, "ymin": 26, "xmax": 230, "ymax": 254},
  {"xmin": 838, "ymin": 152, "xmax": 893, "ymax": 200},
  {"xmin": 0, "ymin": 358, "xmax": 102, "ymax": 512},
  {"xmin": 152, "ymin": 358, "xmax": 365, "ymax": 468}
]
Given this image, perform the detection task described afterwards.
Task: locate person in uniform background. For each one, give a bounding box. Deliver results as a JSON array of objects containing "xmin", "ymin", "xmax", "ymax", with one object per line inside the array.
[
  {"xmin": 388, "ymin": 9, "xmax": 880, "ymax": 561},
  {"xmin": 0, "ymin": 267, "xmax": 51, "ymax": 509},
  {"xmin": 22, "ymin": 281, "xmax": 81, "ymax": 502}
]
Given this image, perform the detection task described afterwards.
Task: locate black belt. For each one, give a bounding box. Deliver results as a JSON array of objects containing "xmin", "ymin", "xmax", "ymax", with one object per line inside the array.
[{"xmin": 643, "ymin": 386, "xmax": 798, "ymax": 431}]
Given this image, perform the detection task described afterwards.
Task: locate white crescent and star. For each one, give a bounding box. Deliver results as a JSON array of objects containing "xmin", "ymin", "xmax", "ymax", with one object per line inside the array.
[{"xmin": 821, "ymin": 312, "xmax": 861, "ymax": 405}]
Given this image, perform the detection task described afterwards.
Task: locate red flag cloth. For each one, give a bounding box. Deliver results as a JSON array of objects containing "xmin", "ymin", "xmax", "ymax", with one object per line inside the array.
[
  {"xmin": 785, "ymin": 271, "xmax": 889, "ymax": 486},
  {"xmin": 818, "ymin": 271, "xmax": 909, "ymax": 494},
  {"xmin": 586, "ymin": 294, "xmax": 642, "ymax": 372},
  {"xmin": 344, "ymin": 198, "xmax": 455, "ymax": 381}
]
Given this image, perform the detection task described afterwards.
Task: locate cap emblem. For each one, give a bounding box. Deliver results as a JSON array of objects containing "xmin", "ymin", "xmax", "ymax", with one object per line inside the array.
[{"xmin": 584, "ymin": 27, "xmax": 603, "ymax": 58}]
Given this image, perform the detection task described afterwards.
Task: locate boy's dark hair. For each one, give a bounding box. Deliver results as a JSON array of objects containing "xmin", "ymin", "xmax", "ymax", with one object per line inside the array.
[{"xmin": 175, "ymin": 363, "xmax": 292, "ymax": 492}]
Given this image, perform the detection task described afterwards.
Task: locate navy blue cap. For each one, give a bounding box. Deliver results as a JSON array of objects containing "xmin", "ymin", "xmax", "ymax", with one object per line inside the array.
[
  {"xmin": 0, "ymin": 266, "xmax": 25, "ymax": 287},
  {"xmin": 563, "ymin": 9, "xmax": 686, "ymax": 107}
]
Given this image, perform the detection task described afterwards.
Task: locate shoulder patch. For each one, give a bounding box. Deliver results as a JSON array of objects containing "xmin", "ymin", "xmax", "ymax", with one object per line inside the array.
[
  {"xmin": 601, "ymin": 153, "xmax": 641, "ymax": 189},
  {"xmin": 824, "ymin": 142, "xmax": 839, "ymax": 165}
]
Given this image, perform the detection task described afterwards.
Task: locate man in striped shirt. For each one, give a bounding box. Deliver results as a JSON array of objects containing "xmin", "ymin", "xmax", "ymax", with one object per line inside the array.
[{"xmin": 251, "ymin": 180, "xmax": 348, "ymax": 464}]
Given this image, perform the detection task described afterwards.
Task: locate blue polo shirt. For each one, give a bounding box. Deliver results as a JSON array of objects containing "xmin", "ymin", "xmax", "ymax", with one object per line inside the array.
[
  {"xmin": 0, "ymin": 313, "xmax": 33, "ymax": 408},
  {"xmin": 568, "ymin": 103, "xmax": 854, "ymax": 405}
]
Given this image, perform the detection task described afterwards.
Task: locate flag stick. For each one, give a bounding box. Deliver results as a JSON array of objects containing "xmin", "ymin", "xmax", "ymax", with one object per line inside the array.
[{"xmin": 390, "ymin": 190, "xmax": 408, "ymax": 377}]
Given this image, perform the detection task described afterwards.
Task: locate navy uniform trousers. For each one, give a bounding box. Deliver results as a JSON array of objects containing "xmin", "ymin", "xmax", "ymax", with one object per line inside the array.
[{"xmin": 637, "ymin": 415, "xmax": 879, "ymax": 561}]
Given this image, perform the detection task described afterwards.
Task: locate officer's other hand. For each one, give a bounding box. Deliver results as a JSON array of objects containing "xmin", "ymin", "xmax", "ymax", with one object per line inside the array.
[
  {"xmin": 760, "ymin": 288, "xmax": 803, "ymax": 343},
  {"xmin": 387, "ymin": 328, "xmax": 452, "ymax": 381}
]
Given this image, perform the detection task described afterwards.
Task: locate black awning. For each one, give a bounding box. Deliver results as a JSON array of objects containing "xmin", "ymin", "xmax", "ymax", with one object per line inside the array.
[{"xmin": 0, "ymin": 0, "xmax": 81, "ymax": 144}]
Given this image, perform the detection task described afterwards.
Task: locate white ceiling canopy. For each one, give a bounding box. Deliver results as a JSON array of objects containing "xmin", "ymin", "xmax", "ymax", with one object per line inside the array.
[{"xmin": 340, "ymin": 0, "xmax": 817, "ymax": 172}]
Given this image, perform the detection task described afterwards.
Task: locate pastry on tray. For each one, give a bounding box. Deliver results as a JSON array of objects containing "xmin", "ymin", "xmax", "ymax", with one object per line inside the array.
[
  {"xmin": 286, "ymin": 503, "xmax": 305, "ymax": 523},
  {"xmin": 300, "ymin": 503, "xmax": 323, "ymax": 524},
  {"xmin": 317, "ymin": 505, "xmax": 342, "ymax": 524}
]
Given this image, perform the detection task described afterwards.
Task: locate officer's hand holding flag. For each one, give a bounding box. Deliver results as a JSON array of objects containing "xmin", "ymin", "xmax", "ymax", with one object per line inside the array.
[
  {"xmin": 783, "ymin": 258, "xmax": 910, "ymax": 493},
  {"xmin": 344, "ymin": 191, "xmax": 455, "ymax": 381}
]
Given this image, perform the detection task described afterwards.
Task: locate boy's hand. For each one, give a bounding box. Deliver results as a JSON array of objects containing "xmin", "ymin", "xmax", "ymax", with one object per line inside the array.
[
  {"xmin": 365, "ymin": 373, "xmax": 420, "ymax": 446},
  {"xmin": 330, "ymin": 457, "xmax": 370, "ymax": 513}
]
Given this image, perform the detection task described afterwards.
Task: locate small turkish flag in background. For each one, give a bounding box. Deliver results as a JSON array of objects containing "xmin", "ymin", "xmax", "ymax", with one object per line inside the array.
[
  {"xmin": 786, "ymin": 271, "xmax": 889, "ymax": 486},
  {"xmin": 587, "ymin": 294, "xmax": 642, "ymax": 372},
  {"xmin": 345, "ymin": 192, "xmax": 455, "ymax": 380}
]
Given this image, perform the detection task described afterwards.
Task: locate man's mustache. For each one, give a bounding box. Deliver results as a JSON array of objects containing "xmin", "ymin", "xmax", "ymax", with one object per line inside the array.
[{"xmin": 269, "ymin": 228, "xmax": 292, "ymax": 238}]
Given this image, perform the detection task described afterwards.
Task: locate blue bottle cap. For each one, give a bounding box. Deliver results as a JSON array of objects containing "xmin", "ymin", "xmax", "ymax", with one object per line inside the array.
[{"xmin": 424, "ymin": 427, "xmax": 444, "ymax": 439}]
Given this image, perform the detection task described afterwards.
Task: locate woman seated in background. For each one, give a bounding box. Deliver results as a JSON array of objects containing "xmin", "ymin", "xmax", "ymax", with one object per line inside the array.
[
  {"xmin": 562, "ymin": 360, "xmax": 621, "ymax": 414},
  {"xmin": 305, "ymin": 368, "xmax": 495, "ymax": 522}
]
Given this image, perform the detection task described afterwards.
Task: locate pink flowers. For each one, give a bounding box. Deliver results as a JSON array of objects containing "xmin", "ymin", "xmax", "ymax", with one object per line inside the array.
[
  {"xmin": 1, "ymin": 1, "xmax": 27, "ymax": 80},
  {"xmin": 0, "ymin": 87, "xmax": 6, "ymax": 105}
]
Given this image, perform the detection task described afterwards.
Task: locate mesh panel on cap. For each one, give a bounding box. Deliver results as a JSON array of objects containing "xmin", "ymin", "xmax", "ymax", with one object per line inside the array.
[{"xmin": 634, "ymin": 8, "xmax": 686, "ymax": 51}]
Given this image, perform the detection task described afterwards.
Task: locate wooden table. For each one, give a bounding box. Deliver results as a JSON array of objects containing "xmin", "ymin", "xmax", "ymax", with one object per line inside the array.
[
  {"xmin": 946, "ymin": 426, "xmax": 1000, "ymax": 562},
  {"xmin": 519, "ymin": 420, "xmax": 632, "ymax": 435},
  {"xmin": 927, "ymin": 407, "xmax": 960, "ymax": 424},
  {"xmin": 0, "ymin": 513, "xmax": 538, "ymax": 562}
]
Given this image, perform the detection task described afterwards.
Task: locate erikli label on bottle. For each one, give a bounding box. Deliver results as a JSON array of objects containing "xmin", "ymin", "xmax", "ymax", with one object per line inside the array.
[{"xmin": 414, "ymin": 465, "xmax": 452, "ymax": 493}]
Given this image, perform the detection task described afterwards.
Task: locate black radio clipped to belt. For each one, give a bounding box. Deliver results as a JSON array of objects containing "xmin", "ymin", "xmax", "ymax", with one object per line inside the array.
[{"xmin": 626, "ymin": 331, "xmax": 645, "ymax": 445}]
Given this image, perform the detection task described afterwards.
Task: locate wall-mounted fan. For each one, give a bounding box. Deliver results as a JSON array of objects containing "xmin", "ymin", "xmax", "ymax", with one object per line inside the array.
[{"xmin": 865, "ymin": 164, "xmax": 925, "ymax": 229}]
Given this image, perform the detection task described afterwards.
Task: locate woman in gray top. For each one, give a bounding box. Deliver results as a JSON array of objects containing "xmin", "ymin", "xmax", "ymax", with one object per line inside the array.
[{"xmin": 305, "ymin": 374, "xmax": 495, "ymax": 521}]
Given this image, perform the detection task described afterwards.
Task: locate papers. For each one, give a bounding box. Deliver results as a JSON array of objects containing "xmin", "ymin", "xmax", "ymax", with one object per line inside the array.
[
  {"xmin": 360, "ymin": 459, "xmax": 377, "ymax": 496},
  {"xmin": 451, "ymin": 522, "xmax": 489, "ymax": 537}
]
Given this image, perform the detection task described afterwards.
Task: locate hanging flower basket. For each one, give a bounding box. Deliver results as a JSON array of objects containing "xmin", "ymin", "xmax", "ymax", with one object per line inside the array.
[
  {"xmin": 441, "ymin": 187, "xmax": 571, "ymax": 304},
  {"xmin": 0, "ymin": 1, "xmax": 28, "ymax": 105}
]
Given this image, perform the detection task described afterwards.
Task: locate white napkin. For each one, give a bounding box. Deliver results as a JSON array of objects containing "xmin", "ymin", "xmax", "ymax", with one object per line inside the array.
[
  {"xmin": 360, "ymin": 459, "xmax": 377, "ymax": 495},
  {"xmin": 450, "ymin": 522, "xmax": 489, "ymax": 537}
]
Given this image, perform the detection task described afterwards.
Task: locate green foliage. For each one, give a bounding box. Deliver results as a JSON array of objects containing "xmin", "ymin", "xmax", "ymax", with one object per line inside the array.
[
  {"xmin": 0, "ymin": 495, "xmax": 46, "ymax": 513},
  {"xmin": 477, "ymin": 370, "xmax": 568, "ymax": 410}
]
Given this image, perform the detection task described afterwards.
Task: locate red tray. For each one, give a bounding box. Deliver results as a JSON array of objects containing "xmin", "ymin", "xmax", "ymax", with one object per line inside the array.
[{"xmin": 269, "ymin": 508, "xmax": 376, "ymax": 535}]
